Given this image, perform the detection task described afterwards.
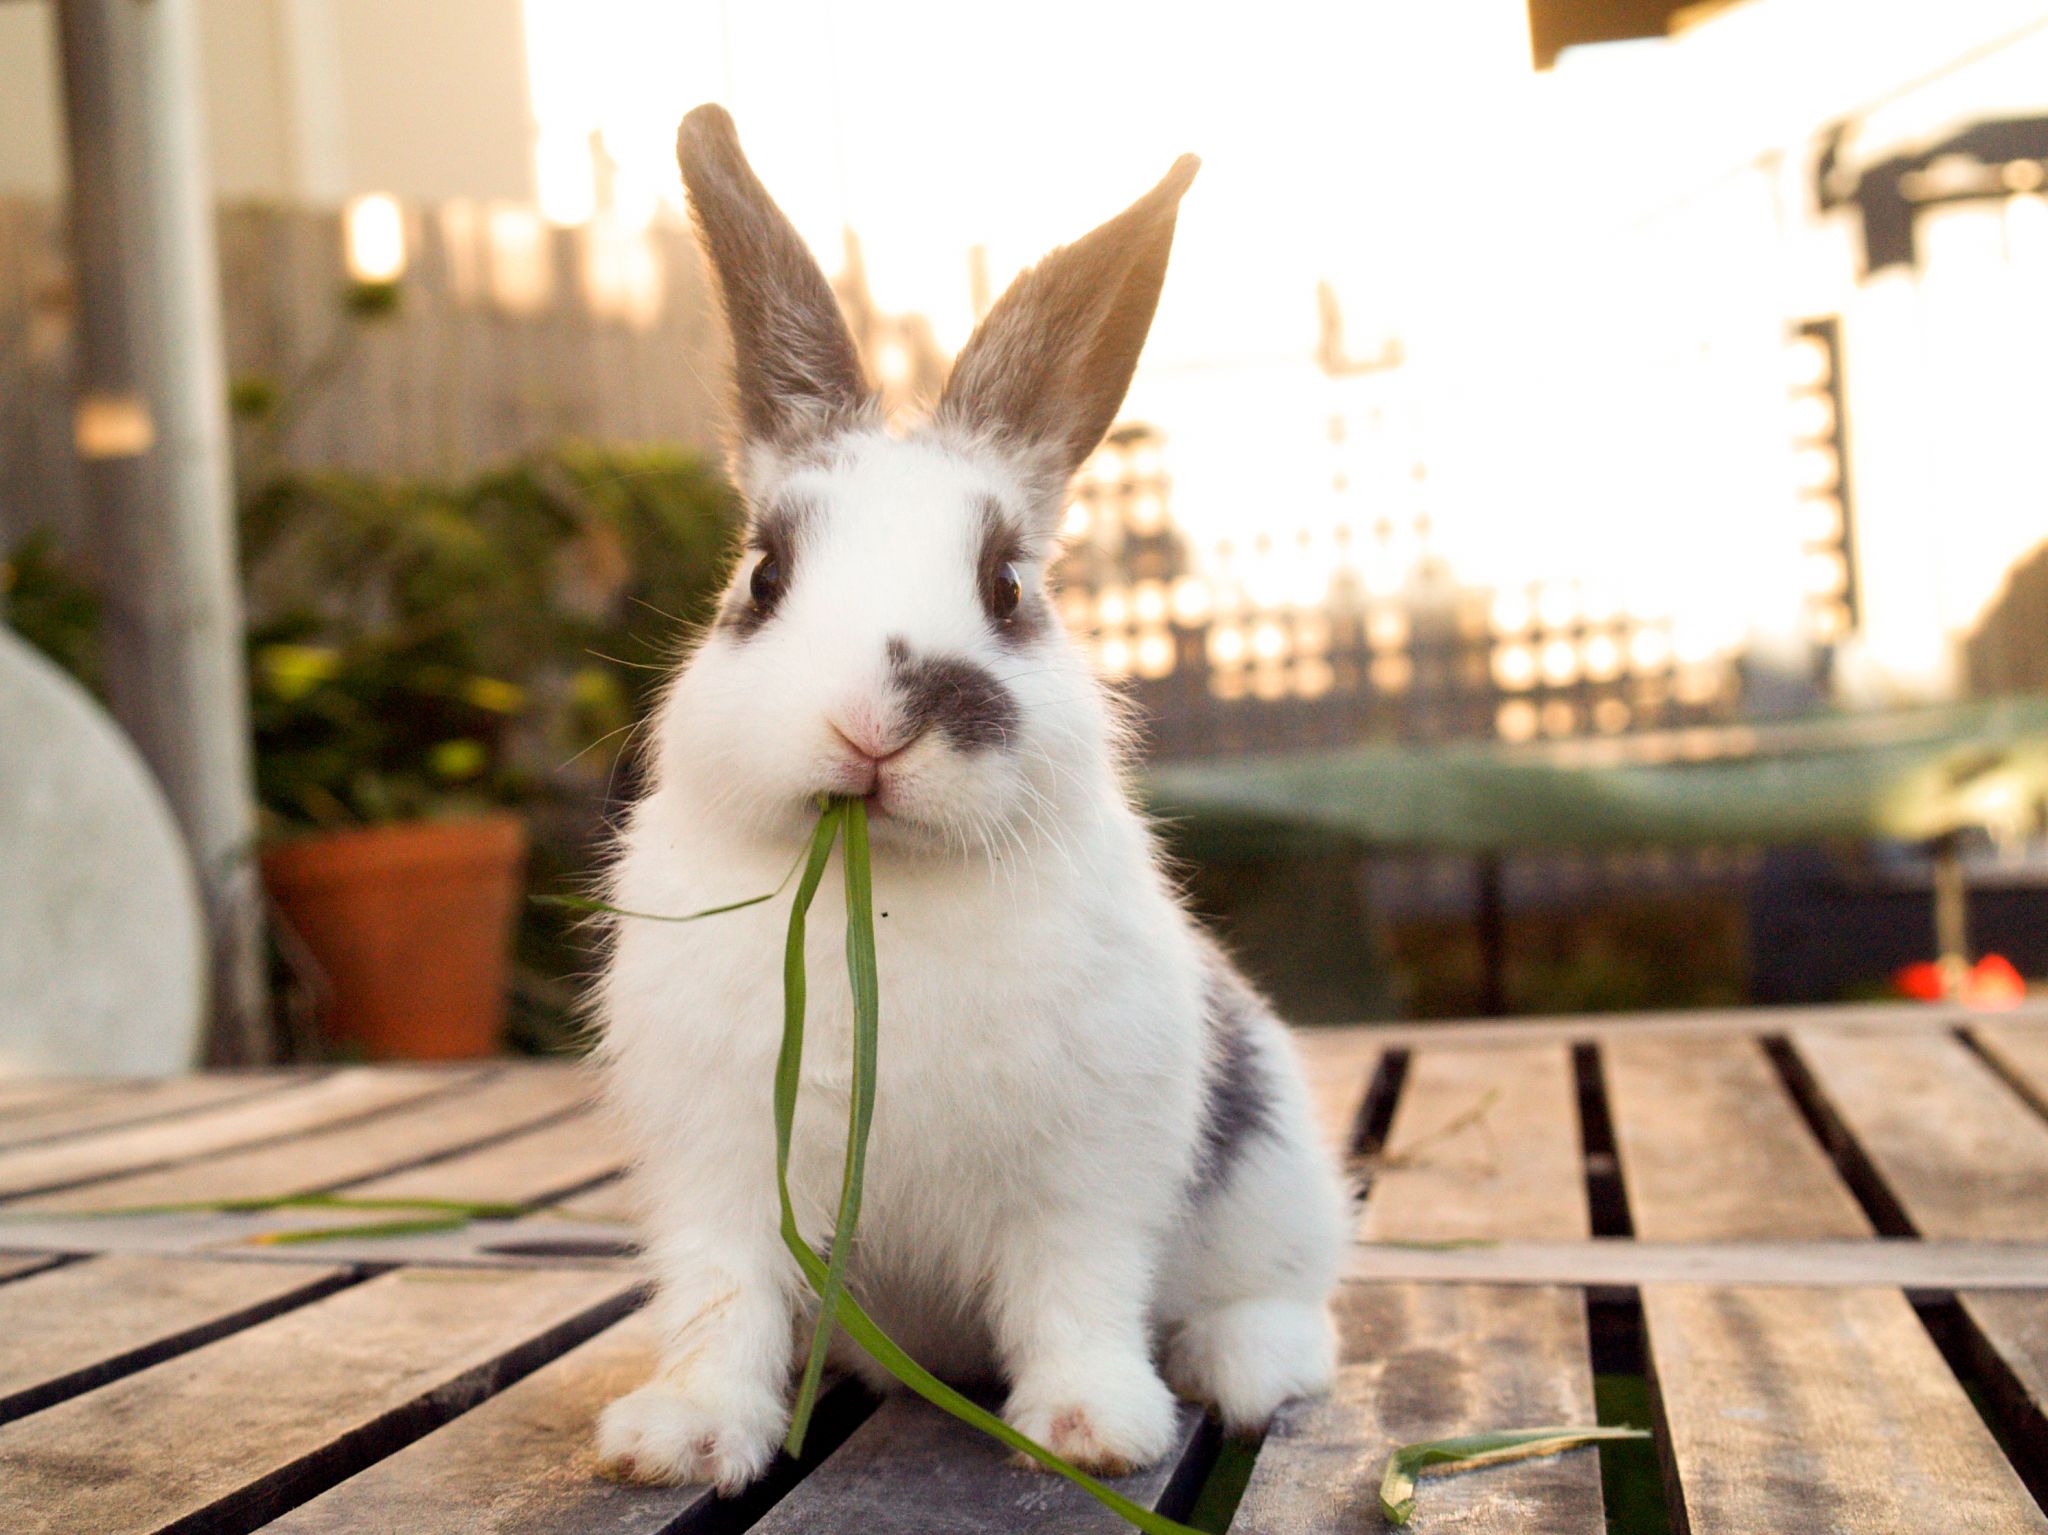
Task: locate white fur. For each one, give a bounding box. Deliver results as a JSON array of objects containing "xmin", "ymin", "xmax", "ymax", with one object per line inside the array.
[{"xmin": 592, "ymin": 426, "xmax": 1345, "ymax": 1487}]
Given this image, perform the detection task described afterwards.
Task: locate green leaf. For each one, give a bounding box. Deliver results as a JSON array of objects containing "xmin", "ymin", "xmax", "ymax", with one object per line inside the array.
[
  {"xmin": 1377, "ymin": 1425, "xmax": 1650, "ymax": 1526},
  {"xmin": 245, "ymin": 1215, "xmax": 474, "ymax": 1245},
  {"xmin": 533, "ymin": 836, "xmax": 812, "ymax": 925}
]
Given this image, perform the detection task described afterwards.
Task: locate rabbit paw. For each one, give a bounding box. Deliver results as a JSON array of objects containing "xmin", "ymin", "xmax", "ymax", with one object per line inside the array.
[
  {"xmin": 595, "ymin": 1379, "xmax": 786, "ymax": 1493},
  {"xmin": 1005, "ymin": 1358, "xmax": 1178, "ymax": 1476}
]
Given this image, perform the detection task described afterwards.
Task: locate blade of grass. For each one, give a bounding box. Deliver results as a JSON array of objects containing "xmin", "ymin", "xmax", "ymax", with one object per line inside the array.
[
  {"xmin": 1378, "ymin": 1425, "xmax": 1649, "ymax": 1526},
  {"xmin": 774, "ymin": 800, "xmax": 846, "ymax": 1452},
  {"xmin": 535, "ymin": 836, "xmax": 811, "ymax": 924},
  {"xmin": 789, "ymin": 796, "xmax": 880, "ymax": 1446},
  {"xmin": 242, "ymin": 1214, "xmax": 475, "ymax": 1246}
]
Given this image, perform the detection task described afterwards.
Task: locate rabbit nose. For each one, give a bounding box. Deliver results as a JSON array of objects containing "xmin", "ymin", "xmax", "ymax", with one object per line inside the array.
[{"xmin": 829, "ymin": 719, "xmax": 921, "ymax": 765}]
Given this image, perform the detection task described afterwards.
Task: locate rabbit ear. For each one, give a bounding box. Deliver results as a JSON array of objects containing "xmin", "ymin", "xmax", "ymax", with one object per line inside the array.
[
  {"xmin": 677, "ymin": 104, "xmax": 873, "ymax": 453},
  {"xmin": 938, "ymin": 155, "xmax": 1198, "ymax": 489}
]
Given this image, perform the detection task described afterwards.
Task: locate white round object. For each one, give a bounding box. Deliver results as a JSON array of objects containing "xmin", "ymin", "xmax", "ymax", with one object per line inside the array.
[{"xmin": 0, "ymin": 627, "xmax": 206, "ymax": 1073}]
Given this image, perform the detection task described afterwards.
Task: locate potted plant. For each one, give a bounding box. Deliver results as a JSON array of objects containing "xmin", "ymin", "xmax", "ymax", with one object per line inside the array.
[{"xmin": 242, "ymin": 447, "xmax": 739, "ymax": 1058}]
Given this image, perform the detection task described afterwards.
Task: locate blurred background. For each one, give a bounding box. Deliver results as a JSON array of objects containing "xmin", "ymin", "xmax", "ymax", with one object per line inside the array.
[{"xmin": 2, "ymin": 0, "xmax": 2045, "ymax": 1066}]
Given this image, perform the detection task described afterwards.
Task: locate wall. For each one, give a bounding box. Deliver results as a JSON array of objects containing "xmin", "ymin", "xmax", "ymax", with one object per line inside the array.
[{"xmin": 0, "ymin": 0, "xmax": 537, "ymax": 204}]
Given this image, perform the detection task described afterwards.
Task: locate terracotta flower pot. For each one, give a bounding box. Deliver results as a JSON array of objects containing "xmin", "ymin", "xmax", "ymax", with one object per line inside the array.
[{"xmin": 262, "ymin": 814, "xmax": 528, "ymax": 1060}]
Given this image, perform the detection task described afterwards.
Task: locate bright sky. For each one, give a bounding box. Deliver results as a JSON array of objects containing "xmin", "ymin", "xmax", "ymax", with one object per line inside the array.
[{"xmin": 519, "ymin": 0, "xmax": 2048, "ymax": 695}]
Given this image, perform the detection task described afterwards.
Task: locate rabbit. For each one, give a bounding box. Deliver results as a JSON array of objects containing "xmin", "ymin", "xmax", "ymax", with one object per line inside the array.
[{"xmin": 592, "ymin": 103, "xmax": 1348, "ymax": 1493}]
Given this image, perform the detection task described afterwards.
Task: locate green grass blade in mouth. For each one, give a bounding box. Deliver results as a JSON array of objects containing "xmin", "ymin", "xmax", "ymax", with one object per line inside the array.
[
  {"xmin": 1378, "ymin": 1425, "xmax": 1650, "ymax": 1526},
  {"xmin": 789, "ymin": 796, "xmax": 881, "ymax": 1449},
  {"xmin": 775, "ymin": 800, "xmax": 847, "ymax": 1453}
]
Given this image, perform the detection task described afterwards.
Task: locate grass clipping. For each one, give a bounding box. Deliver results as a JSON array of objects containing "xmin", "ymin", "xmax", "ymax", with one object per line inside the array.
[{"xmin": 1378, "ymin": 1425, "xmax": 1649, "ymax": 1526}]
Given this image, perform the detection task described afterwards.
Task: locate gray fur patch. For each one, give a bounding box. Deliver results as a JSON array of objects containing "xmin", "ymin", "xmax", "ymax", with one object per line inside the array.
[
  {"xmin": 1192, "ymin": 945, "xmax": 1276, "ymax": 1200},
  {"xmin": 887, "ymin": 637, "xmax": 1019, "ymax": 752}
]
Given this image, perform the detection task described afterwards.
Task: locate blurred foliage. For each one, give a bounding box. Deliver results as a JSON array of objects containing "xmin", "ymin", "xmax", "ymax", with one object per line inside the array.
[
  {"xmin": 1, "ymin": 530, "xmax": 103, "ymax": 691},
  {"xmin": 240, "ymin": 442, "xmax": 740, "ymax": 836},
  {"xmin": 1390, "ymin": 891, "xmax": 1747, "ymax": 1017},
  {"xmin": 4, "ymin": 443, "xmax": 742, "ymax": 1054}
]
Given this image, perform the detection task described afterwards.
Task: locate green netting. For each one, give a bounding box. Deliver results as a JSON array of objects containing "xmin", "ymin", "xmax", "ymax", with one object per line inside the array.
[{"xmin": 1145, "ymin": 696, "xmax": 2048, "ymax": 855}]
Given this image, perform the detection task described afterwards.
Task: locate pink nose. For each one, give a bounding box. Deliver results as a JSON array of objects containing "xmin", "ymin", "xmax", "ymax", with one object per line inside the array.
[{"xmin": 828, "ymin": 720, "xmax": 917, "ymax": 795}]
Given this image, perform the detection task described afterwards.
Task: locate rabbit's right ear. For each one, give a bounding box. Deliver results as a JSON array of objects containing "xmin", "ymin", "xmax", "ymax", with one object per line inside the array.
[{"xmin": 677, "ymin": 105, "xmax": 873, "ymax": 456}]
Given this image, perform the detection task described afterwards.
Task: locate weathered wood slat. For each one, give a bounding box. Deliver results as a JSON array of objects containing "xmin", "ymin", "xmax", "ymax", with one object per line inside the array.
[
  {"xmin": 1346, "ymin": 1237, "xmax": 2048, "ymax": 1290},
  {"xmin": 0, "ymin": 1067, "xmax": 481, "ymax": 1201},
  {"xmin": 1289, "ymin": 1027, "xmax": 1381, "ymax": 1161},
  {"xmin": 14, "ymin": 1066, "xmax": 594, "ymax": 1213},
  {"xmin": 749, "ymin": 1395, "xmax": 1207, "ymax": 1534},
  {"xmin": 0, "ymin": 1252, "xmax": 62, "ymax": 1283},
  {"xmin": 0, "ymin": 1073, "xmax": 303, "ymax": 1152},
  {"xmin": 1975, "ymin": 1020, "xmax": 2048, "ymax": 1117},
  {"xmin": 1602, "ymin": 1035, "xmax": 1871, "ymax": 1240},
  {"xmin": 1790, "ymin": 1028, "xmax": 2048, "ymax": 1240},
  {"xmin": 1645, "ymin": 1284, "xmax": 2048, "ymax": 1534},
  {"xmin": 341, "ymin": 1106, "xmax": 627, "ymax": 1208},
  {"xmin": 0, "ymin": 1253, "xmax": 350, "ymax": 1419},
  {"xmin": 1361, "ymin": 1044, "xmax": 1588, "ymax": 1242},
  {"xmin": 0, "ymin": 1266, "xmax": 636, "ymax": 1535},
  {"xmin": 0, "ymin": 1079, "xmax": 120, "ymax": 1120},
  {"xmin": 257, "ymin": 1311, "xmax": 722, "ymax": 1534},
  {"xmin": 1233, "ymin": 1283, "xmax": 1606, "ymax": 1534}
]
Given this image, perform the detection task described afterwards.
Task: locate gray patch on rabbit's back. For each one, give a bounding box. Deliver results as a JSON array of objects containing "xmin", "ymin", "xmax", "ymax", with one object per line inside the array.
[
  {"xmin": 1192, "ymin": 950, "xmax": 1276, "ymax": 1200},
  {"xmin": 887, "ymin": 637, "xmax": 1019, "ymax": 751}
]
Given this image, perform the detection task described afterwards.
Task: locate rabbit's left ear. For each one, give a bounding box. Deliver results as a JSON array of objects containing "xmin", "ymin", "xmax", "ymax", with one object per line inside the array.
[{"xmin": 938, "ymin": 155, "xmax": 1198, "ymax": 491}]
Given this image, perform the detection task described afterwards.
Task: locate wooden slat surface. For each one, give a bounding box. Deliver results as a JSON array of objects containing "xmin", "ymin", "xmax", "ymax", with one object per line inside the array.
[
  {"xmin": 0, "ymin": 1067, "xmax": 478, "ymax": 1201},
  {"xmin": 0, "ymin": 1253, "xmax": 349, "ymax": 1419},
  {"xmin": 1603, "ymin": 1035, "xmax": 1872, "ymax": 1240},
  {"xmin": 262, "ymin": 1312, "xmax": 715, "ymax": 1535},
  {"xmin": 1233, "ymin": 1283, "xmax": 1605, "ymax": 1534},
  {"xmin": 13, "ymin": 1066, "xmax": 593, "ymax": 1213},
  {"xmin": 1976, "ymin": 1020, "xmax": 2048, "ymax": 1117},
  {"xmin": 751, "ymin": 1397, "xmax": 1206, "ymax": 1535},
  {"xmin": 0, "ymin": 1078, "xmax": 126, "ymax": 1120},
  {"xmin": 0, "ymin": 1266, "xmax": 635, "ymax": 1535},
  {"xmin": 1646, "ymin": 1284, "xmax": 2048, "ymax": 1534},
  {"xmin": 0, "ymin": 1252, "xmax": 60, "ymax": 1283},
  {"xmin": 0, "ymin": 1073, "xmax": 301, "ymax": 1152},
  {"xmin": 1958, "ymin": 1291, "xmax": 2048, "ymax": 1472},
  {"xmin": 340, "ymin": 1106, "xmax": 627, "ymax": 1208},
  {"xmin": 1288, "ymin": 1027, "xmax": 1381, "ymax": 1161},
  {"xmin": 1791, "ymin": 1028, "xmax": 2048, "ymax": 1239},
  {"xmin": 1361, "ymin": 1044, "xmax": 1588, "ymax": 1242}
]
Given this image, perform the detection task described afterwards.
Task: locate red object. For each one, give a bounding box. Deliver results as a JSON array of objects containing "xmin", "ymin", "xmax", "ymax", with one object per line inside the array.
[
  {"xmin": 1891, "ymin": 953, "xmax": 2028, "ymax": 1008},
  {"xmin": 1893, "ymin": 961, "xmax": 1945, "ymax": 1001},
  {"xmin": 1969, "ymin": 953, "xmax": 2027, "ymax": 1008},
  {"xmin": 263, "ymin": 815, "xmax": 527, "ymax": 1059}
]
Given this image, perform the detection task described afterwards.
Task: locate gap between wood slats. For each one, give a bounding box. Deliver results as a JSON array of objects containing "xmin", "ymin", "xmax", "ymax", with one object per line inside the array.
[
  {"xmin": 1921, "ymin": 1294, "xmax": 2048, "ymax": 1516},
  {"xmin": 1966, "ymin": 1023, "xmax": 2048, "ymax": 1125},
  {"xmin": 0, "ymin": 1253, "xmax": 367, "ymax": 1422},
  {"xmin": 1759, "ymin": 1035, "xmax": 1919, "ymax": 1238},
  {"xmin": 0, "ymin": 1067, "xmax": 501, "ymax": 1203},
  {"xmin": 0, "ymin": 1073, "xmax": 316, "ymax": 1155},
  {"xmin": 0, "ymin": 1268, "xmax": 641, "ymax": 1535},
  {"xmin": 1572, "ymin": 1043, "xmax": 1632, "ymax": 1239}
]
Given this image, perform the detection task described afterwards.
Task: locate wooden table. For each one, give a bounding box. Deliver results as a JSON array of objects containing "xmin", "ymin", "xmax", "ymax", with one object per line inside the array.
[{"xmin": 3, "ymin": 1001, "xmax": 2047, "ymax": 1533}]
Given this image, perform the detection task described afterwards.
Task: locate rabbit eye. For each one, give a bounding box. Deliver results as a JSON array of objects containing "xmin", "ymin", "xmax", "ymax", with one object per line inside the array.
[
  {"xmin": 749, "ymin": 553, "xmax": 784, "ymax": 609},
  {"xmin": 989, "ymin": 563, "xmax": 1023, "ymax": 621}
]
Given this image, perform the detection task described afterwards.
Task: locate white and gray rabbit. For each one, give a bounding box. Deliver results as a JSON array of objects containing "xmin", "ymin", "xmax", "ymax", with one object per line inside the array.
[{"xmin": 592, "ymin": 103, "xmax": 1346, "ymax": 1491}]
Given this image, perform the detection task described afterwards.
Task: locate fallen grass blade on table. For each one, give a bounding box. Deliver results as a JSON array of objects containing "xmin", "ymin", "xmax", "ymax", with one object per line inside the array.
[{"xmin": 1378, "ymin": 1425, "xmax": 1650, "ymax": 1526}]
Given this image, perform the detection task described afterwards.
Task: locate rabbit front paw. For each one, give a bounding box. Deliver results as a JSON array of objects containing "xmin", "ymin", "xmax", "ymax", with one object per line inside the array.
[
  {"xmin": 595, "ymin": 1378, "xmax": 786, "ymax": 1493},
  {"xmin": 1005, "ymin": 1357, "xmax": 1179, "ymax": 1476}
]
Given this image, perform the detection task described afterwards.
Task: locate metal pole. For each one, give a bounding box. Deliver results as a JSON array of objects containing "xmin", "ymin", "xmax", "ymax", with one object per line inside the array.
[
  {"xmin": 55, "ymin": 0, "xmax": 271, "ymax": 1062},
  {"xmin": 1930, "ymin": 832, "xmax": 1970, "ymax": 1002}
]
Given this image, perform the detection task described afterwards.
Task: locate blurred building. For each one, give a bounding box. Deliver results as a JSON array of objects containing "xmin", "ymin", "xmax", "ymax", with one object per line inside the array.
[{"xmin": 0, "ymin": 0, "xmax": 536, "ymax": 203}]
